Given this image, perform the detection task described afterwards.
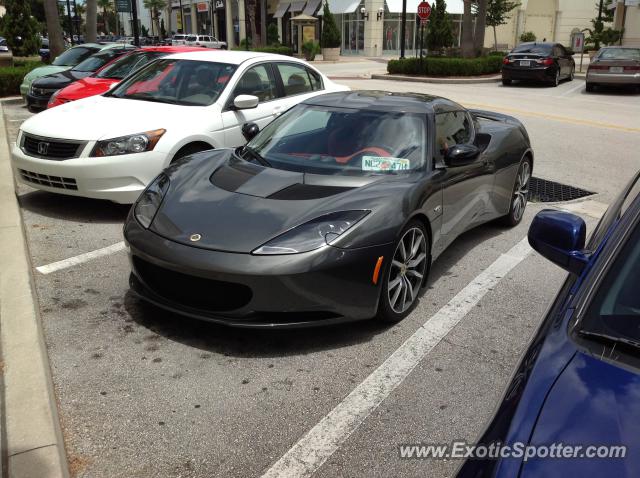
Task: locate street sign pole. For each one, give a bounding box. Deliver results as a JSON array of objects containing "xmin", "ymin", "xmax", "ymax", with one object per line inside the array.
[
  {"xmin": 416, "ymin": 1, "xmax": 431, "ymax": 61},
  {"xmin": 400, "ymin": 0, "xmax": 407, "ymax": 59}
]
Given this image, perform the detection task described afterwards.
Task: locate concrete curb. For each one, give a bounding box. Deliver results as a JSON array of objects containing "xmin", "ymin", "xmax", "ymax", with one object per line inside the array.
[
  {"xmin": 0, "ymin": 98, "xmax": 23, "ymax": 106},
  {"xmin": 371, "ymin": 74, "xmax": 501, "ymax": 84},
  {"xmin": 0, "ymin": 105, "xmax": 69, "ymax": 477}
]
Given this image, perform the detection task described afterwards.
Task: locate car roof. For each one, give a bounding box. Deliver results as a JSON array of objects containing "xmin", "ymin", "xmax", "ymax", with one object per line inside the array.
[
  {"xmin": 163, "ymin": 50, "xmax": 292, "ymax": 65},
  {"xmin": 140, "ymin": 46, "xmax": 204, "ymax": 53},
  {"xmin": 516, "ymin": 42, "xmax": 556, "ymax": 47},
  {"xmin": 301, "ymin": 90, "xmax": 463, "ymax": 114}
]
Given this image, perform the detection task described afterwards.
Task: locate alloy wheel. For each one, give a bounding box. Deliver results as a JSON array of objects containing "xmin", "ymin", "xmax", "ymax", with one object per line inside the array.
[
  {"xmin": 554, "ymin": 70, "xmax": 560, "ymax": 86},
  {"xmin": 387, "ymin": 227, "xmax": 427, "ymax": 314},
  {"xmin": 570, "ymin": 66, "xmax": 575, "ymax": 80},
  {"xmin": 512, "ymin": 161, "xmax": 531, "ymax": 222}
]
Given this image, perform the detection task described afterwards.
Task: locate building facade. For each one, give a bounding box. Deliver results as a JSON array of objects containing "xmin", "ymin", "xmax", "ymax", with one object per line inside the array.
[{"xmin": 612, "ymin": 0, "xmax": 640, "ymax": 46}]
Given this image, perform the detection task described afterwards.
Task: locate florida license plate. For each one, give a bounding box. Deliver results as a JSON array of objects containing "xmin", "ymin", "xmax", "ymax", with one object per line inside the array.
[
  {"xmin": 520, "ymin": 60, "xmax": 530, "ymax": 67},
  {"xmin": 609, "ymin": 66, "xmax": 623, "ymax": 73}
]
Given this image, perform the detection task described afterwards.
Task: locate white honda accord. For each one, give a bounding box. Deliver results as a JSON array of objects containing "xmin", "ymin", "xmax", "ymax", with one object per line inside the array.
[{"xmin": 12, "ymin": 50, "xmax": 348, "ymax": 203}]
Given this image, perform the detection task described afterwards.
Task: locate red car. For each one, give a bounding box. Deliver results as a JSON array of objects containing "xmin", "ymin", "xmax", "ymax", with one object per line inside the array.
[{"xmin": 47, "ymin": 46, "xmax": 205, "ymax": 108}]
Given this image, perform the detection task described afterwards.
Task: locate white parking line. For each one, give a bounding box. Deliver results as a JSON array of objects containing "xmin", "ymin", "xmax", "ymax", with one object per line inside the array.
[
  {"xmin": 560, "ymin": 81, "xmax": 586, "ymax": 97},
  {"xmin": 261, "ymin": 237, "xmax": 532, "ymax": 478},
  {"xmin": 36, "ymin": 241, "xmax": 126, "ymax": 274}
]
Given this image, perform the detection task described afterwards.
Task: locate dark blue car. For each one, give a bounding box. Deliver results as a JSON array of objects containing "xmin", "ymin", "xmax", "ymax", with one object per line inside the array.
[{"xmin": 458, "ymin": 170, "xmax": 640, "ymax": 477}]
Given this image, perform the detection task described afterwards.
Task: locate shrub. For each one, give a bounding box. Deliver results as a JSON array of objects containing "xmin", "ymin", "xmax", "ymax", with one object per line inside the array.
[
  {"xmin": 302, "ymin": 41, "xmax": 320, "ymax": 61},
  {"xmin": 519, "ymin": 31, "xmax": 536, "ymax": 42},
  {"xmin": 488, "ymin": 50, "xmax": 508, "ymax": 56},
  {"xmin": 266, "ymin": 23, "xmax": 280, "ymax": 45},
  {"xmin": 232, "ymin": 45, "xmax": 293, "ymax": 56},
  {"xmin": 427, "ymin": 0, "xmax": 455, "ymax": 52},
  {"xmin": 0, "ymin": 62, "xmax": 43, "ymax": 96},
  {"xmin": 321, "ymin": 2, "xmax": 341, "ymax": 49},
  {"xmin": 387, "ymin": 56, "xmax": 503, "ymax": 76}
]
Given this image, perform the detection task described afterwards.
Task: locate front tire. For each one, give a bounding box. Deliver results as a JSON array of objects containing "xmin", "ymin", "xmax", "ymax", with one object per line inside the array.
[
  {"xmin": 377, "ymin": 221, "xmax": 430, "ymax": 323},
  {"xmin": 500, "ymin": 157, "xmax": 531, "ymax": 227},
  {"xmin": 586, "ymin": 82, "xmax": 595, "ymax": 92}
]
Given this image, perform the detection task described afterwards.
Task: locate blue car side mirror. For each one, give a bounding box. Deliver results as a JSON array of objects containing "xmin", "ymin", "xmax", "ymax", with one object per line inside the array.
[{"xmin": 528, "ymin": 209, "xmax": 590, "ymax": 275}]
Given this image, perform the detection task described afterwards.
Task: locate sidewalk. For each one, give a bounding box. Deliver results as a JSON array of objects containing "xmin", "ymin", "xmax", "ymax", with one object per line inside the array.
[{"xmin": 0, "ymin": 101, "xmax": 69, "ymax": 477}]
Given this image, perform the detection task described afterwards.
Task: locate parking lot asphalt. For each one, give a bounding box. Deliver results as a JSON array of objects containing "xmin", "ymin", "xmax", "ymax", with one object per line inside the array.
[{"xmin": 2, "ymin": 75, "xmax": 639, "ymax": 477}]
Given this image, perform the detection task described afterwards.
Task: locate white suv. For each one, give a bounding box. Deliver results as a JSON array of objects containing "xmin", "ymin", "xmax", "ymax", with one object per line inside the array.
[
  {"xmin": 12, "ymin": 51, "xmax": 348, "ymax": 203},
  {"xmin": 186, "ymin": 35, "xmax": 227, "ymax": 49},
  {"xmin": 171, "ymin": 34, "xmax": 188, "ymax": 45}
]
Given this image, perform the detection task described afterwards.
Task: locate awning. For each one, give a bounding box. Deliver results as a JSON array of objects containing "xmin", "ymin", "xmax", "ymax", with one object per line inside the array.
[
  {"xmin": 303, "ymin": 0, "xmax": 322, "ymax": 16},
  {"xmin": 290, "ymin": 0, "xmax": 307, "ymax": 12},
  {"xmin": 273, "ymin": 2, "xmax": 290, "ymax": 18},
  {"xmin": 317, "ymin": 0, "xmax": 359, "ymax": 15},
  {"xmin": 385, "ymin": 0, "xmax": 417, "ymax": 13}
]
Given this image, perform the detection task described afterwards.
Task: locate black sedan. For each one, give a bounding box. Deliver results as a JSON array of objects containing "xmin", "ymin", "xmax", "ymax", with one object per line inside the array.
[
  {"xmin": 124, "ymin": 91, "xmax": 534, "ymax": 328},
  {"xmin": 27, "ymin": 44, "xmax": 136, "ymax": 111},
  {"xmin": 502, "ymin": 42, "xmax": 575, "ymax": 87}
]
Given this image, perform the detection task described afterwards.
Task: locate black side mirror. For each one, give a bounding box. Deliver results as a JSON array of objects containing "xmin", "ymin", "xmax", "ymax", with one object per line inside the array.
[
  {"xmin": 242, "ymin": 122, "xmax": 259, "ymax": 142},
  {"xmin": 528, "ymin": 209, "xmax": 590, "ymax": 275},
  {"xmin": 444, "ymin": 144, "xmax": 480, "ymax": 167}
]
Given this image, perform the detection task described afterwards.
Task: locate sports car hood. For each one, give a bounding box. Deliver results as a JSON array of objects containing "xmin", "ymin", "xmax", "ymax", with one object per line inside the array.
[
  {"xmin": 19, "ymin": 95, "xmax": 210, "ymax": 141},
  {"xmin": 58, "ymin": 77, "xmax": 117, "ymax": 100},
  {"xmin": 151, "ymin": 150, "xmax": 405, "ymax": 253},
  {"xmin": 31, "ymin": 69, "xmax": 92, "ymax": 89},
  {"xmin": 520, "ymin": 352, "xmax": 640, "ymax": 477}
]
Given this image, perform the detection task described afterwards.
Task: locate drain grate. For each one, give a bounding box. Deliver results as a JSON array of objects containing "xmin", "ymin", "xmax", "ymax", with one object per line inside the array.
[{"xmin": 528, "ymin": 177, "xmax": 595, "ymax": 203}]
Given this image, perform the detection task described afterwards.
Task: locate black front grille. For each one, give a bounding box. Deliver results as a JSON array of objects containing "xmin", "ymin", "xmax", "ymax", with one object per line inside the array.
[
  {"xmin": 19, "ymin": 169, "xmax": 78, "ymax": 190},
  {"xmin": 22, "ymin": 134, "xmax": 83, "ymax": 160},
  {"xmin": 528, "ymin": 177, "xmax": 595, "ymax": 203},
  {"xmin": 133, "ymin": 257, "xmax": 252, "ymax": 312}
]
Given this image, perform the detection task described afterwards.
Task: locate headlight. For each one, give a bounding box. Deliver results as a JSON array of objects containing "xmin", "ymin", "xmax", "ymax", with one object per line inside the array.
[
  {"xmin": 47, "ymin": 89, "xmax": 68, "ymax": 108},
  {"xmin": 134, "ymin": 174, "xmax": 170, "ymax": 228},
  {"xmin": 252, "ymin": 210, "xmax": 369, "ymax": 255},
  {"xmin": 91, "ymin": 129, "xmax": 165, "ymax": 157}
]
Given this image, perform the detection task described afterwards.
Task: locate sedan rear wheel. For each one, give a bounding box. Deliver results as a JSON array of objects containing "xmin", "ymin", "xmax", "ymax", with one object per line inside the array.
[
  {"xmin": 377, "ymin": 221, "xmax": 429, "ymax": 323},
  {"xmin": 569, "ymin": 66, "xmax": 575, "ymax": 81},
  {"xmin": 502, "ymin": 78, "xmax": 512, "ymax": 86},
  {"xmin": 500, "ymin": 158, "xmax": 531, "ymax": 227},
  {"xmin": 552, "ymin": 69, "xmax": 560, "ymax": 87}
]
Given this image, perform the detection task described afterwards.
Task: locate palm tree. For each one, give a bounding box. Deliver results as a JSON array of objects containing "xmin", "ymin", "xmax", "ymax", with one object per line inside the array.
[
  {"xmin": 98, "ymin": 0, "xmax": 112, "ymax": 34},
  {"xmin": 86, "ymin": 0, "xmax": 97, "ymax": 42},
  {"xmin": 473, "ymin": 0, "xmax": 487, "ymax": 54},
  {"xmin": 44, "ymin": 0, "xmax": 65, "ymax": 58},
  {"xmin": 461, "ymin": 0, "xmax": 474, "ymax": 57},
  {"xmin": 143, "ymin": 0, "xmax": 167, "ymax": 39}
]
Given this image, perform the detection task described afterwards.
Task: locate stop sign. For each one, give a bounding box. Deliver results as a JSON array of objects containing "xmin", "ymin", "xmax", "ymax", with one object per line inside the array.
[{"xmin": 417, "ymin": 1, "xmax": 431, "ymax": 21}]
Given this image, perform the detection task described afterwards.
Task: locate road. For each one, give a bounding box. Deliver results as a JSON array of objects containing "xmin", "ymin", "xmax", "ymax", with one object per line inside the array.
[{"xmin": 3, "ymin": 69, "xmax": 639, "ymax": 477}]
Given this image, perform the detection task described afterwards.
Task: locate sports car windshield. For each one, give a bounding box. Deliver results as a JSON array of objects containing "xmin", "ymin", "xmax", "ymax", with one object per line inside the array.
[
  {"xmin": 245, "ymin": 104, "xmax": 427, "ymax": 176},
  {"xmin": 52, "ymin": 46, "xmax": 99, "ymax": 66},
  {"xmin": 109, "ymin": 59, "xmax": 236, "ymax": 106},
  {"xmin": 72, "ymin": 50, "xmax": 123, "ymax": 72},
  {"xmin": 95, "ymin": 51, "xmax": 161, "ymax": 79}
]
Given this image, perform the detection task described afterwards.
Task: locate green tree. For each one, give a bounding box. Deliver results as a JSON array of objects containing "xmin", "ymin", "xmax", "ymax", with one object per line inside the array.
[
  {"xmin": 98, "ymin": 0, "xmax": 112, "ymax": 33},
  {"xmin": 426, "ymin": 0, "xmax": 454, "ymax": 53},
  {"xmin": 266, "ymin": 23, "xmax": 280, "ymax": 45},
  {"xmin": 0, "ymin": 0, "xmax": 40, "ymax": 56},
  {"xmin": 585, "ymin": 0, "xmax": 622, "ymax": 50},
  {"xmin": 321, "ymin": 1, "xmax": 340, "ymax": 49},
  {"xmin": 486, "ymin": 0, "xmax": 520, "ymax": 51},
  {"xmin": 143, "ymin": 0, "xmax": 167, "ymax": 39},
  {"xmin": 519, "ymin": 31, "xmax": 536, "ymax": 42}
]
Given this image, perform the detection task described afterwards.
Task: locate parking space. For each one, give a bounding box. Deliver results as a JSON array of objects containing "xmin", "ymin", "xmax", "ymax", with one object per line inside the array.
[{"xmin": 3, "ymin": 73, "xmax": 639, "ymax": 477}]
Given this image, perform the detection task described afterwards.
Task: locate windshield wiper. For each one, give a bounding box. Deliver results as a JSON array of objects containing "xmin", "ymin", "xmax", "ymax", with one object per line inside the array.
[
  {"xmin": 578, "ymin": 329, "xmax": 640, "ymax": 352},
  {"xmin": 242, "ymin": 145, "xmax": 271, "ymax": 167}
]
